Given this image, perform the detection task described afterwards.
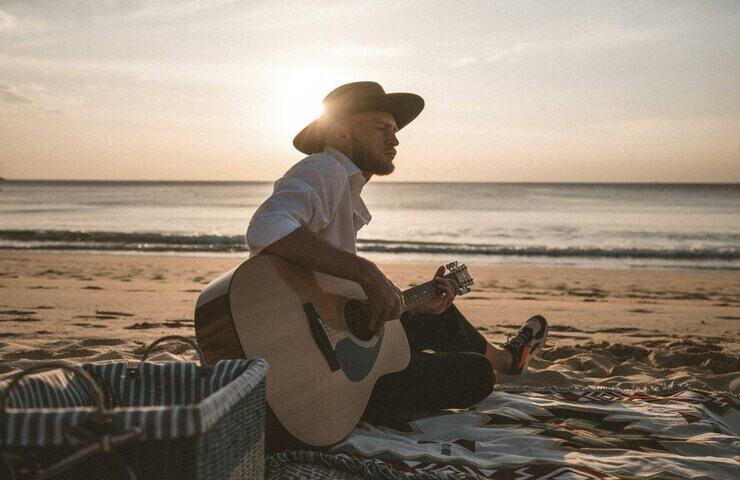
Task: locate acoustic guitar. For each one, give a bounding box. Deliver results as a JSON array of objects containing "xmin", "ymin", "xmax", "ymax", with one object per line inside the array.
[{"xmin": 194, "ymin": 255, "xmax": 473, "ymax": 446}]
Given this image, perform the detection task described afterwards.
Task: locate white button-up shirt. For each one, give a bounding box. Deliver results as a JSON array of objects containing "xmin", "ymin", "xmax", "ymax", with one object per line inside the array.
[{"xmin": 246, "ymin": 148, "xmax": 372, "ymax": 256}]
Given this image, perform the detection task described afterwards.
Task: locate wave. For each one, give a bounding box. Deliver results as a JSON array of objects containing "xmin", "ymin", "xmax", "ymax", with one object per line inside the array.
[
  {"xmin": 0, "ymin": 229, "xmax": 738, "ymax": 262},
  {"xmin": 356, "ymin": 239, "xmax": 739, "ymax": 261},
  {"xmin": 0, "ymin": 230, "xmax": 245, "ymax": 252}
]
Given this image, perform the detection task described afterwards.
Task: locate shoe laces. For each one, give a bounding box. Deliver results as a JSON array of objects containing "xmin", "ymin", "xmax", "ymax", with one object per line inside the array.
[{"xmin": 505, "ymin": 327, "xmax": 533, "ymax": 350}]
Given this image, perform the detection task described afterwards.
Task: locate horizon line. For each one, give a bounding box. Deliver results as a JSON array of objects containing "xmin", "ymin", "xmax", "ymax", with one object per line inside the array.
[{"xmin": 2, "ymin": 178, "xmax": 739, "ymax": 186}]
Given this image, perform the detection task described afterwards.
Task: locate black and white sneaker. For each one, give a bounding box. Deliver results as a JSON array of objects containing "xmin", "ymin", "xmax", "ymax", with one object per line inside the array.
[{"xmin": 503, "ymin": 315, "xmax": 549, "ymax": 375}]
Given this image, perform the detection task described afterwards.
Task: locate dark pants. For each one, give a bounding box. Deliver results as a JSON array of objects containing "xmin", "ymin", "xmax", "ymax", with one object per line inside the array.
[{"xmin": 363, "ymin": 305, "xmax": 494, "ymax": 424}]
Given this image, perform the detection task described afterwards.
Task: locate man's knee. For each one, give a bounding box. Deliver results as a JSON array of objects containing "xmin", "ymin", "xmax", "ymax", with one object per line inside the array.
[{"xmin": 457, "ymin": 353, "xmax": 494, "ymax": 407}]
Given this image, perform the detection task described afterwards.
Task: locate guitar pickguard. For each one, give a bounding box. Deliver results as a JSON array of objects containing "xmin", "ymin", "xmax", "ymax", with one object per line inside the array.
[
  {"xmin": 303, "ymin": 302, "xmax": 383, "ymax": 382},
  {"xmin": 334, "ymin": 334, "xmax": 383, "ymax": 382}
]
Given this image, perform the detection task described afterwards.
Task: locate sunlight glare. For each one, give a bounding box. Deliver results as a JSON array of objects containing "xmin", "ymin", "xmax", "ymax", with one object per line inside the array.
[{"xmin": 274, "ymin": 66, "xmax": 350, "ymax": 140}]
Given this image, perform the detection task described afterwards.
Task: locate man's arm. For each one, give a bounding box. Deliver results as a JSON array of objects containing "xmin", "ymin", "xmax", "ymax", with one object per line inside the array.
[{"xmin": 262, "ymin": 226, "xmax": 403, "ymax": 332}]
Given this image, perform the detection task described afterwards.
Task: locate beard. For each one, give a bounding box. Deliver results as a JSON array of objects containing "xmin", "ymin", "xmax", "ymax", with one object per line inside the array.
[{"xmin": 350, "ymin": 134, "xmax": 394, "ymax": 176}]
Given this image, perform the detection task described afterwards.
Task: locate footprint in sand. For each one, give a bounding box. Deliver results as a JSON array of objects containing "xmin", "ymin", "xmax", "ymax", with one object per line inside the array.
[
  {"xmin": 164, "ymin": 320, "xmax": 194, "ymax": 328},
  {"xmin": 3, "ymin": 350, "xmax": 55, "ymax": 361},
  {"xmin": 72, "ymin": 322, "xmax": 107, "ymax": 329},
  {"xmin": 124, "ymin": 322, "xmax": 161, "ymax": 330},
  {"xmin": 55, "ymin": 347, "xmax": 99, "ymax": 359},
  {"xmin": 80, "ymin": 338, "xmax": 127, "ymax": 347},
  {"xmin": 0, "ymin": 317, "xmax": 41, "ymax": 323},
  {"xmin": 82, "ymin": 286, "xmax": 104, "ymax": 290},
  {"xmin": 0, "ymin": 364, "xmax": 16, "ymax": 374},
  {"xmin": 717, "ymin": 315, "xmax": 740, "ymax": 320},
  {"xmin": 593, "ymin": 327, "xmax": 640, "ymax": 334},
  {"xmin": 96, "ymin": 310, "xmax": 134, "ymax": 317},
  {"xmin": 0, "ymin": 309, "xmax": 37, "ymax": 316},
  {"xmin": 549, "ymin": 325, "xmax": 585, "ymax": 333},
  {"xmin": 75, "ymin": 314, "xmax": 120, "ymax": 320},
  {"xmin": 629, "ymin": 308, "xmax": 653, "ymax": 314},
  {"xmin": 627, "ymin": 333, "xmax": 669, "ymax": 340},
  {"xmin": 0, "ymin": 332, "xmax": 20, "ymax": 338}
]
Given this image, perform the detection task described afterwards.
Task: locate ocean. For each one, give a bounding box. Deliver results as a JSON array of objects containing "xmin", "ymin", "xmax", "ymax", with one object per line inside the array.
[{"xmin": 1, "ymin": 181, "xmax": 738, "ymax": 270}]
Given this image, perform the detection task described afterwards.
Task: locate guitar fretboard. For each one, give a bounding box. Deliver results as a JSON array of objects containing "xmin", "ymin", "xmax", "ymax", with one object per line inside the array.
[{"xmin": 401, "ymin": 278, "xmax": 446, "ymax": 312}]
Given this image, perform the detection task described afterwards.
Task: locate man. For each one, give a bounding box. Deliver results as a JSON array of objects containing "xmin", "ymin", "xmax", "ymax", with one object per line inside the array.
[{"xmin": 246, "ymin": 81, "xmax": 548, "ymax": 428}]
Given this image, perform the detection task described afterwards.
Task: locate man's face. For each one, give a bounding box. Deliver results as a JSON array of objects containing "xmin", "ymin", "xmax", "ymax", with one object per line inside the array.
[{"xmin": 347, "ymin": 111, "xmax": 399, "ymax": 176}]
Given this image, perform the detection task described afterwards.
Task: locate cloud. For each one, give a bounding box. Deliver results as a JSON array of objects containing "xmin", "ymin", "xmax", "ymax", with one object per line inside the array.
[
  {"xmin": 0, "ymin": 83, "xmax": 32, "ymax": 104},
  {"xmin": 0, "ymin": 52, "xmax": 269, "ymax": 88},
  {"xmin": 131, "ymin": 0, "xmax": 242, "ymax": 18},
  {"xmin": 445, "ymin": 43, "xmax": 532, "ymax": 69},
  {"xmin": 486, "ymin": 42, "xmax": 532, "ymax": 63},
  {"xmin": 327, "ymin": 44, "xmax": 403, "ymax": 59},
  {"xmin": 448, "ymin": 56, "xmax": 479, "ymax": 68},
  {"xmin": 0, "ymin": 9, "xmax": 17, "ymax": 32},
  {"xmin": 0, "ymin": 81, "xmax": 74, "ymax": 114}
]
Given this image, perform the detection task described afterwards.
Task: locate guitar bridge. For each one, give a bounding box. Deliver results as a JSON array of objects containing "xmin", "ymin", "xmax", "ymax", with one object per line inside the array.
[{"xmin": 302, "ymin": 303, "xmax": 340, "ymax": 372}]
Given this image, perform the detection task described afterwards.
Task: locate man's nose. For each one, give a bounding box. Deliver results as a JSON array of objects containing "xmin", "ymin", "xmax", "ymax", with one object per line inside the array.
[{"xmin": 387, "ymin": 132, "xmax": 399, "ymax": 147}]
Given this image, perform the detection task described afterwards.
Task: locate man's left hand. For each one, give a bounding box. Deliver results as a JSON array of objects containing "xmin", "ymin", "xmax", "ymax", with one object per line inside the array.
[{"xmin": 414, "ymin": 266, "xmax": 459, "ymax": 316}]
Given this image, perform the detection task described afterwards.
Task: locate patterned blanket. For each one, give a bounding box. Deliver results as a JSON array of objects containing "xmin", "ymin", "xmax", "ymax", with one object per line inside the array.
[{"xmin": 308, "ymin": 386, "xmax": 739, "ymax": 480}]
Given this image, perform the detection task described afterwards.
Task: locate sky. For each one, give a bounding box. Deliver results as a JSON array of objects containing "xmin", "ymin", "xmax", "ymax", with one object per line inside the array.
[{"xmin": 0, "ymin": 1, "xmax": 738, "ymax": 182}]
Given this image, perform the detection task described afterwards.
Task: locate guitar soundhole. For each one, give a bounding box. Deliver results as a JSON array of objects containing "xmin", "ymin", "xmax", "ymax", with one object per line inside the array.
[{"xmin": 344, "ymin": 299, "xmax": 373, "ymax": 341}]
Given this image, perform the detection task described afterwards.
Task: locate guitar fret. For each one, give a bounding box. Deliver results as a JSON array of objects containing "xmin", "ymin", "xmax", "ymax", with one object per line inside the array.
[{"xmin": 402, "ymin": 274, "xmax": 457, "ymax": 313}]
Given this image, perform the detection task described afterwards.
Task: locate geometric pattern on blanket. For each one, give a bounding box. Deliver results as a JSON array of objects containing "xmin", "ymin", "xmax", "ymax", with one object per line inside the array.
[{"xmin": 330, "ymin": 386, "xmax": 740, "ymax": 480}]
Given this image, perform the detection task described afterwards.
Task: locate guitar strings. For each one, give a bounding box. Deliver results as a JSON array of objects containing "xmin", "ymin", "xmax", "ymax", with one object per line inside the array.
[
  {"xmin": 342, "ymin": 279, "xmax": 444, "ymax": 333},
  {"xmin": 342, "ymin": 272, "xmax": 470, "ymax": 335}
]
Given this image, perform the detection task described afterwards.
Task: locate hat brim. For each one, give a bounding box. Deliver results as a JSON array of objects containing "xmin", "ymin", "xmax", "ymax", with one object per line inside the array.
[{"xmin": 293, "ymin": 92, "xmax": 424, "ymax": 155}]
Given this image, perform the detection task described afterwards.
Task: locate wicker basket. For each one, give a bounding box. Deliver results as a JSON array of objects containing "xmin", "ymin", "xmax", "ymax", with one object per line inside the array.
[{"xmin": 0, "ymin": 336, "xmax": 268, "ymax": 480}]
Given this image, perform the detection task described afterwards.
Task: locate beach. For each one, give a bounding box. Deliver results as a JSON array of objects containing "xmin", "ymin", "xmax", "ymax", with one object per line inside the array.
[{"xmin": 1, "ymin": 250, "xmax": 738, "ymax": 392}]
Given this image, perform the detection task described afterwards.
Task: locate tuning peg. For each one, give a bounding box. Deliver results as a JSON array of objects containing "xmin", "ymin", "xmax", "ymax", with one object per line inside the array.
[{"xmin": 445, "ymin": 261, "xmax": 458, "ymax": 271}]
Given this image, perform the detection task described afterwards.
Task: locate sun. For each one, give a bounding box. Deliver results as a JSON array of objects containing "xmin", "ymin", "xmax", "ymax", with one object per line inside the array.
[{"xmin": 274, "ymin": 66, "xmax": 351, "ymax": 140}]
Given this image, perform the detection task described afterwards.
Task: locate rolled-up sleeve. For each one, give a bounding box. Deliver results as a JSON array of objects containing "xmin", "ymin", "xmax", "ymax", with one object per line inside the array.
[{"xmin": 246, "ymin": 157, "xmax": 346, "ymax": 255}]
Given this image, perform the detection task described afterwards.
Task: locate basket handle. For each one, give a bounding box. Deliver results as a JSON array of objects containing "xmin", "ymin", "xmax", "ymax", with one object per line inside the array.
[
  {"xmin": 141, "ymin": 335, "xmax": 206, "ymax": 366},
  {"xmin": 1, "ymin": 362, "xmax": 107, "ymax": 416}
]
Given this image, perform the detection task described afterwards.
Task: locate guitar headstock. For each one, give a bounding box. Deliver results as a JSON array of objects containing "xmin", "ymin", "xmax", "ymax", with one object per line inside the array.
[{"xmin": 444, "ymin": 261, "xmax": 474, "ymax": 295}]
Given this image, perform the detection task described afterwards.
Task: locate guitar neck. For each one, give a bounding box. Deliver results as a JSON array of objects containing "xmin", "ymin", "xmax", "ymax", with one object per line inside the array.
[{"xmin": 401, "ymin": 275, "xmax": 450, "ymax": 313}]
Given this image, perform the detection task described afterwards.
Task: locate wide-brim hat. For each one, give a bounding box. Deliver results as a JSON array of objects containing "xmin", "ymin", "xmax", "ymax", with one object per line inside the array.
[{"xmin": 293, "ymin": 81, "xmax": 424, "ymax": 155}]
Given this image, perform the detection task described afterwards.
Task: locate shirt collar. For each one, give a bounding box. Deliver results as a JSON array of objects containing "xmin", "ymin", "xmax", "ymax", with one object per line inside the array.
[
  {"xmin": 324, "ymin": 147, "xmax": 365, "ymax": 184},
  {"xmin": 323, "ymin": 147, "xmax": 372, "ymax": 225}
]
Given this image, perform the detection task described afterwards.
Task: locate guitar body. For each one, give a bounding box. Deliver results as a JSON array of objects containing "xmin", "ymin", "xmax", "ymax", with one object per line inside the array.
[{"xmin": 194, "ymin": 255, "xmax": 411, "ymax": 446}]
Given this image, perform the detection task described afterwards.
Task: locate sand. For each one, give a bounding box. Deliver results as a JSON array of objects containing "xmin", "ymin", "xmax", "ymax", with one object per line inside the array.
[{"xmin": 0, "ymin": 251, "xmax": 738, "ymax": 393}]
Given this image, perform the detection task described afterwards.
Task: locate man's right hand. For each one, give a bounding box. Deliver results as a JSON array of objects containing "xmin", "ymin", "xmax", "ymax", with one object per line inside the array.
[{"xmin": 358, "ymin": 261, "xmax": 404, "ymax": 334}]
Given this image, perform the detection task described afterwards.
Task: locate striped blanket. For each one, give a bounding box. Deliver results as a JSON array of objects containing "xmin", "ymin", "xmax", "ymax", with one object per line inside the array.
[{"xmin": 315, "ymin": 385, "xmax": 740, "ymax": 479}]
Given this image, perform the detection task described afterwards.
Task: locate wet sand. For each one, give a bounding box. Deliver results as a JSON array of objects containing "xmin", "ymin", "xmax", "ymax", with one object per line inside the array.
[{"xmin": 1, "ymin": 251, "xmax": 738, "ymax": 392}]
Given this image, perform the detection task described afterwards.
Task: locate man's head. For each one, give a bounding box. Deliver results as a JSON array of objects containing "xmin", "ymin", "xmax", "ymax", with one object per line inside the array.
[
  {"xmin": 292, "ymin": 82, "xmax": 424, "ymax": 175},
  {"xmin": 323, "ymin": 111, "xmax": 399, "ymax": 176}
]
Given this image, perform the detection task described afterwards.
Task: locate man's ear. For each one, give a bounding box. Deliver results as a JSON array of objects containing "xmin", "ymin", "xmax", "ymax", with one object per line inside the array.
[{"xmin": 323, "ymin": 119, "xmax": 351, "ymax": 150}]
